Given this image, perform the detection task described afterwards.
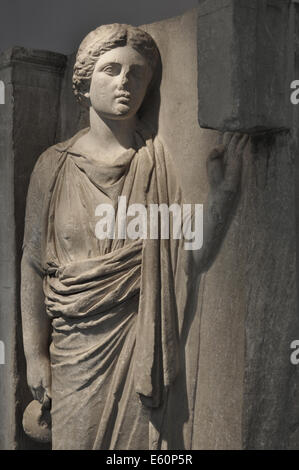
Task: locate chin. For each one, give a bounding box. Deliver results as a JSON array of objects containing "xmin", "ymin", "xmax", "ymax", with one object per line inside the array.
[
  {"xmin": 113, "ymin": 107, "xmax": 136, "ymax": 119},
  {"xmin": 98, "ymin": 106, "xmax": 137, "ymax": 121}
]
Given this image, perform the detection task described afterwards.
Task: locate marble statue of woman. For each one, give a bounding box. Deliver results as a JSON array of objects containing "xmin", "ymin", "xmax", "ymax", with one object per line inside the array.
[{"xmin": 21, "ymin": 23, "xmax": 248, "ymax": 450}]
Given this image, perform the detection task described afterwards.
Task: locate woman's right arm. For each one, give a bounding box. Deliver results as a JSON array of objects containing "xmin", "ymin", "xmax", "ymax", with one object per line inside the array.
[
  {"xmin": 21, "ymin": 252, "xmax": 52, "ymax": 408},
  {"xmin": 21, "ymin": 158, "xmax": 52, "ymax": 408}
]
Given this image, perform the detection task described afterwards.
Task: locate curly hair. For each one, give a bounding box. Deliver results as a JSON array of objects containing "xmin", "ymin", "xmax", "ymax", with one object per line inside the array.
[{"xmin": 73, "ymin": 23, "xmax": 160, "ymax": 105}]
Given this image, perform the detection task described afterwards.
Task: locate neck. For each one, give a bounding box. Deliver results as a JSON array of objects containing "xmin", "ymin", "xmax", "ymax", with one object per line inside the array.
[{"xmin": 88, "ymin": 107, "xmax": 138, "ymax": 151}]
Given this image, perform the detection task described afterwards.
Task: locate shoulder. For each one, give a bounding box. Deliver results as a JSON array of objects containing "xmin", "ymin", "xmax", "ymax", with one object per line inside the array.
[
  {"xmin": 31, "ymin": 145, "xmax": 61, "ymax": 179},
  {"xmin": 30, "ymin": 132, "xmax": 79, "ymax": 187}
]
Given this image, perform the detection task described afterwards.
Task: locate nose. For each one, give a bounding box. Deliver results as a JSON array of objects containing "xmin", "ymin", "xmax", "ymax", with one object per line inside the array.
[{"xmin": 119, "ymin": 69, "xmax": 129, "ymax": 89}]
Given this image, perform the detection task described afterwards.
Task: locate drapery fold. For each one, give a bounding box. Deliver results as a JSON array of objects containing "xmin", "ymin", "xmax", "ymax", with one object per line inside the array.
[{"xmin": 23, "ymin": 125, "xmax": 188, "ymax": 448}]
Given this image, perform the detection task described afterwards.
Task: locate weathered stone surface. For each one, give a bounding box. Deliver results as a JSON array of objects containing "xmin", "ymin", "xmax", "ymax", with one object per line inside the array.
[
  {"xmin": 22, "ymin": 400, "xmax": 51, "ymax": 443},
  {"xmin": 242, "ymin": 131, "xmax": 298, "ymax": 449},
  {"xmin": 195, "ymin": 3, "xmax": 298, "ymax": 449},
  {"xmin": 0, "ymin": 47, "xmax": 66, "ymax": 449},
  {"xmin": 0, "ymin": 62, "xmax": 16, "ymax": 451},
  {"xmin": 56, "ymin": 53, "xmax": 88, "ymax": 141},
  {"xmin": 0, "ymin": 3, "xmax": 298, "ymax": 450},
  {"xmin": 197, "ymin": 0, "xmax": 294, "ymax": 133},
  {"xmin": 242, "ymin": 2, "xmax": 299, "ymax": 449}
]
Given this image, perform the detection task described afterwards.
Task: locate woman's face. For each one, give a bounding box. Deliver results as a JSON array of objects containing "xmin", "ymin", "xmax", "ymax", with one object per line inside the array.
[{"xmin": 87, "ymin": 45, "xmax": 153, "ymax": 120}]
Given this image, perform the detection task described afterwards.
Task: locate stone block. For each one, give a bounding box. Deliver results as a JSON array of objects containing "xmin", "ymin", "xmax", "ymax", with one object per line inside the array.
[{"xmin": 197, "ymin": 0, "xmax": 294, "ymax": 132}]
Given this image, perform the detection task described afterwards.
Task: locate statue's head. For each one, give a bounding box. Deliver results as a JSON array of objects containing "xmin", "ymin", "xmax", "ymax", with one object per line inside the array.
[{"xmin": 73, "ymin": 24, "xmax": 160, "ymax": 120}]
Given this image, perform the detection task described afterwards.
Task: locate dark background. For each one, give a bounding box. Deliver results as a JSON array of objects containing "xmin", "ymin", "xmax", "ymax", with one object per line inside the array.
[{"xmin": 0, "ymin": 0, "xmax": 197, "ymax": 54}]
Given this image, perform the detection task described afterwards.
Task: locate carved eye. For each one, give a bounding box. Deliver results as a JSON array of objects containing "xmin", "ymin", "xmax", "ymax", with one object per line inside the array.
[{"xmin": 102, "ymin": 63, "xmax": 121, "ymax": 76}]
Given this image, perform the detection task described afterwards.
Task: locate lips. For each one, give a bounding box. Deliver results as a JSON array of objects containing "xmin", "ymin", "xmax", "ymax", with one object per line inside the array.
[{"xmin": 115, "ymin": 91, "xmax": 131, "ymax": 103}]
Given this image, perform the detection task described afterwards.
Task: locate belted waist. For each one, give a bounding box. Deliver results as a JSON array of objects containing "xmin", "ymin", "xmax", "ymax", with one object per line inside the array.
[{"xmin": 43, "ymin": 239, "xmax": 143, "ymax": 324}]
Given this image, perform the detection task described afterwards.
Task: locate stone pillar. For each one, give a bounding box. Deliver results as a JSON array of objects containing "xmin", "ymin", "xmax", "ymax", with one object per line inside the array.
[
  {"xmin": 241, "ymin": 1, "xmax": 299, "ymax": 449},
  {"xmin": 0, "ymin": 47, "xmax": 66, "ymax": 449},
  {"xmin": 196, "ymin": 0, "xmax": 299, "ymax": 449}
]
